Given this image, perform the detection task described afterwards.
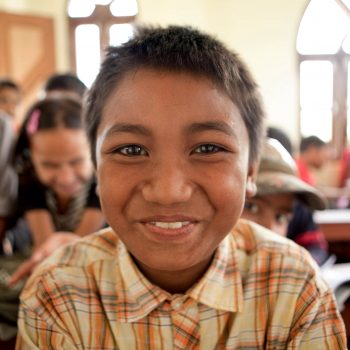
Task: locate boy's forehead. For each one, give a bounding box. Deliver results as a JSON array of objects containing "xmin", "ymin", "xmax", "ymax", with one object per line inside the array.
[{"xmin": 101, "ymin": 68, "xmax": 240, "ymax": 123}]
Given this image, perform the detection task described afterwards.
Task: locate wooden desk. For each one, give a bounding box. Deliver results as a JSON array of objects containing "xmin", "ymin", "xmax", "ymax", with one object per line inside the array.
[
  {"xmin": 314, "ymin": 209, "xmax": 350, "ymax": 263},
  {"xmin": 314, "ymin": 209, "xmax": 350, "ymax": 242}
]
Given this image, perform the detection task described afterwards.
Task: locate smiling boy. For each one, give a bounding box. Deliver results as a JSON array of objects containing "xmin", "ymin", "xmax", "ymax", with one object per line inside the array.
[{"xmin": 16, "ymin": 26, "xmax": 346, "ymax": 349}]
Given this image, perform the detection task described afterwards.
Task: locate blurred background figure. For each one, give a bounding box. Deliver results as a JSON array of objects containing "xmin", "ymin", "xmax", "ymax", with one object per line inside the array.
[
  {"xmin": 0, "ymin": 78, "xmax": 21, "ymax": 247},
  {"xmin": 242, "ymin": 138, "xmax": 329, "ymax": 265},
  {"xmin": 42, "ymin": 73, "xmax": 87, "ymax": 102},
  {"xmin": 0, "ymin": 79, "xmax": 21, "ymax": 123},
  {"xmin": 10, "ymin": 97, "xmax": 104, "ymax": 251},
  {"xmin": 0, "ymin": 113, "xmax": 17, "ymax": 243},
  {"xmin": 0, "ymin": 97, "xmax": 105, "ymax": 346},
  {"xmin": 296, "ymin": 136, "xmax": 329, "ymax": 186}
]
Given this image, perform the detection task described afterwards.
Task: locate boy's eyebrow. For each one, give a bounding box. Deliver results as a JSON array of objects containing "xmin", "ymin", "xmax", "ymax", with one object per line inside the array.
[
  {"xmin": 104, "ymin": 123, "xmax": 151, "ymax": 138},
  {"xmin": 187, "ymin": 121, "xmax": 235, "ymax": 136},
  {"xmin": 102, "ymin": 120, "xmax": 236, "ymax": 139}
]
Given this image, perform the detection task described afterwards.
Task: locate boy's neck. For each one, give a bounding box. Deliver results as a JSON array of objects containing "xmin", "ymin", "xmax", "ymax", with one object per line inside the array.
[{"xmin": 134, "ymin": 255, "xmax": 214, "ymax": 294}]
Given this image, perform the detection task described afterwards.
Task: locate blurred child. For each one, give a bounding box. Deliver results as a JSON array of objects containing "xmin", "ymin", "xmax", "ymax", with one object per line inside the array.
[
  {"xmin": 0, "ymin": 112, "xmax": 17, "ymax": 242},
  {"xmin": 296, "ymin": 135, "xmax": 329, "ymax": 186},
  {"xmin": 0, "ymin": 79, "xmax": 21, "ymax": 122},
  {"xmin": 12, "ymin": 97, "xmax": 105, "ymax": 249},
  {"xmin": 42, "ymin": 73, "xmax": 86, "ymax": 102},
  {"xmin": 242, "ymin": 139, "xmax": 329, "ymax": 263},
  {"xmin": 266, "ymin": 127, "xmax": 330, "ymax": 265},
  {"xmin": 0, "ymin": 79, "xmax": 20, "ymax": 237},
  {"xmin": 16, "ymin": 26, "xmax": 346, "ymax": 349}
]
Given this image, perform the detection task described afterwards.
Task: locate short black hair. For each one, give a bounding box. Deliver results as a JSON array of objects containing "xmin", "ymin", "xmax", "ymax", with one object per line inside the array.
[
  {"xmin": 0, "ymin": 78, "xmax": 20, "ymax": 92},
  {"xmin": 84, "ymin": 25, "xmax": 265, "ymax": 165},
  {"xmin": 300, "ymin": 136, "xmax": 326, "ymax": 153},
  {"xmin": 44, "ymin": 73, "xmax": 87, "ymax": 98}
]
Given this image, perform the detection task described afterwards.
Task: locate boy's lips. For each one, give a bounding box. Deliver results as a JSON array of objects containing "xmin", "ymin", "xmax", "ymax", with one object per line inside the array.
[{"xmin": 138, "ymin": 215, "xmax": 199, "ymax": 240}]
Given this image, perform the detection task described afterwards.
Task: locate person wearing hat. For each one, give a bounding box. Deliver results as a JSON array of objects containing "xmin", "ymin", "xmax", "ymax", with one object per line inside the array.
[{"xmin": 242, "ymin": 138, "xmax": 329, "ymax": 264}]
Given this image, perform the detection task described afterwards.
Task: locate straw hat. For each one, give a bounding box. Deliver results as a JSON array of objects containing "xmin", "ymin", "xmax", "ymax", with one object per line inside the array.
[{"xmin": 256, "ymin": 139, "xmax": 327, "ymax": 210}]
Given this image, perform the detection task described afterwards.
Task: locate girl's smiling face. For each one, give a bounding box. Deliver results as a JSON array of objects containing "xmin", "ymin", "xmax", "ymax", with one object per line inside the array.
[
  {"xmin": 30, "ymin": 128, "xmax": 93, "ymax": 201},
  {"xmin": 96, "ymin": 69, "xmax": 257, "ymax": 284}
]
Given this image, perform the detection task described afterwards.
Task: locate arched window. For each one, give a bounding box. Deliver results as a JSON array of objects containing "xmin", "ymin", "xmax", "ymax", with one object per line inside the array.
[
  {"xmin": 297, "ymin": 0, "xmax": 350, "ymax": 155},
  {"xmin": 67, "ymin": 0, "xmax": 138, "ymax": 87}
]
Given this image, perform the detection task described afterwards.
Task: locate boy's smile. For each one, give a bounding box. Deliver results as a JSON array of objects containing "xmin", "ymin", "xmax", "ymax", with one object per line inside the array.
[{"xmin": 96, "ymin": 68, "xmax": 257, "ymax": 291}]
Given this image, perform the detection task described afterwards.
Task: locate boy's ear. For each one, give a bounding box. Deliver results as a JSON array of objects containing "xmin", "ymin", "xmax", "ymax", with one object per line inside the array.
[{"xmin": 245, "ymin": 161, "xmax": 259, "ymax": 198}]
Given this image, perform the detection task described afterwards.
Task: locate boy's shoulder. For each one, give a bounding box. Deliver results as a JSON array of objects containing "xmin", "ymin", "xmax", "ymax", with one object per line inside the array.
[
  {"xmin": 233, "ymin": 219, "xmax": 324, "ymax": 285},
  {"xmin": 23, "ymin": 228, "xmax": 120, "ymax": 291},
  {"xmin": 47, "ymin": 227, "xmax": 119, "ymax": 266},
  {"xmin": 234, "ymin": 218, "xmax": 305, "ymax": 251}
]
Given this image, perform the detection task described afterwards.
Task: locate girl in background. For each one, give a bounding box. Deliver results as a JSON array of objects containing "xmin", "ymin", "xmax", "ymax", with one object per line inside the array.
[{"xmin": 13, "ymin": 97, "xmax": 105, "ymax": 249}]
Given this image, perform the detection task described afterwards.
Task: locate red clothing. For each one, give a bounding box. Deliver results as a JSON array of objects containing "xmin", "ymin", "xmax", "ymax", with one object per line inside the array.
[{"xmin": 295, "ymin": 158, "xmax": 315, "ymax": 185}]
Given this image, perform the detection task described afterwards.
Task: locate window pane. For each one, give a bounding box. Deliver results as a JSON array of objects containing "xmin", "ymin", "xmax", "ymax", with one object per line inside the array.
[
  {"xmin": 300, "ymin": 109, "xmax": 332, "ymax": 142},
  {"xmin": 297, "ymin": 0, "xmax": 350, "ymax": 54},
  {"xmin": 300, "ymin": 61, "xmax": 333, "ymax": 108},
  {"xmin": 342, "ymin": 29, "xmax": 350, "ymax": 53},
  {"xmin": 95, "ymin": 0, "xmax": 113, "ymax": 4},
  {"xmin": 110, "ymin": 0, "xmax": 138, "ymax": 17},
  {"xmin": 68, "ymin": 0, "xmax": 95, "ymax": 18},
  {"xmin": 75, "ymin": 25, "xmax": 101, "ymax": 87},
  {"xmin": 109, "ymin": 23, "xmax": 134, "ymax": 46}
]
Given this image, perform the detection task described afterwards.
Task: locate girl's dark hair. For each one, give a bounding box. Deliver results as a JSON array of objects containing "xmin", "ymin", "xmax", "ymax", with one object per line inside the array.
[
  {"xmin": 84, "ymin": 25, "xmax": 266, "ymax": 165},
  {"xmin": 44, "ymin": 73, "xmax": 87, "ymax": 98},
  {"xmin": 14, "ymin": 97, "xmax": 82, "ymax": 180}
]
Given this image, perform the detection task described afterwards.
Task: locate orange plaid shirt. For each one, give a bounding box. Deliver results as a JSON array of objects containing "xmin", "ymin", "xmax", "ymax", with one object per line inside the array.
[{"xmin": 16, "ymin": 219, "xmax": 346, "ymax": 349}]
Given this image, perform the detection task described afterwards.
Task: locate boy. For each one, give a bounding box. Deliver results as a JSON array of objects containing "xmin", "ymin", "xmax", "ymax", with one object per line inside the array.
[
  {"xmin": 42, "ymin": 73, "xmax": 87, "ymax": 101},
  {"xmin": 16, "ymin": 26, "xmax": 346, "ymax": 349},
  {"xmin": 0, "ymin": 79, "xmax": 21, "ymax": 121},
  {"xmin": 242, "ymin": 138, "xmax": 329, "ymax": 264},
  {"xmin": 296, "ymin": 135, "xmax": 328, "ymax": 185}
]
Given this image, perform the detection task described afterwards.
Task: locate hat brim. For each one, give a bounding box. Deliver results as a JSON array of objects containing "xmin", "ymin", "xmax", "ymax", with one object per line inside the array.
[{"xmin": 256, "ymin": 171, "xmax": 327, "ymax": 210}]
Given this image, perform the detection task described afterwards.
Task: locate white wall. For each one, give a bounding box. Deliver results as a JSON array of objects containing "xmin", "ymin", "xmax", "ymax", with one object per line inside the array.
[
  {"xmin": 0, "ymin": 0, "xmax": 309, "ymax": 143},
  {"xmin": 138, "ymin": 0, "xmax": 309, "ymax": 144}
]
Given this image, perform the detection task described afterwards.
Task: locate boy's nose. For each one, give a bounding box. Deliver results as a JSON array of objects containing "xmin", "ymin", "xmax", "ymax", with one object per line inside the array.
[{"xmin": 141, "ymin": 161, "xmax": 193, "ymax": 205}]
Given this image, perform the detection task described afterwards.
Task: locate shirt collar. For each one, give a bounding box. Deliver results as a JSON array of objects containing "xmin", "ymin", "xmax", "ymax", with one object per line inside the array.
[{"xmin": 112, "ymin": 229, "xmax": 243, "ymax": 323}]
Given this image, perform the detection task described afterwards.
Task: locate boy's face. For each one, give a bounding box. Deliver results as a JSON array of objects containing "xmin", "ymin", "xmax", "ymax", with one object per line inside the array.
[
  {"xmin": 96, "ymin": 68, "xmax": 257, "ymax": 277},
  {"xmin": 242, "ymin": 193, "xmax": 295, "ymax": 236}
]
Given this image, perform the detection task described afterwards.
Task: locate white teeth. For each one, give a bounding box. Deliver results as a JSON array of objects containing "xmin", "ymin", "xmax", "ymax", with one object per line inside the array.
[{"xmin": 152, "ymin": 221, "xmax": 190, "ymax": 229}]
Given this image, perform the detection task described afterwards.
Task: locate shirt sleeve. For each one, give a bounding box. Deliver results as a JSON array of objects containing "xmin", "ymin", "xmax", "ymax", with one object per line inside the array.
[
  {"xmin": 16, "ymin": 278, "xmax": 80, "ymax": 350},
  {"xmin": 286, "ymin": 273, "xmax": 347, "ymax": 349}
]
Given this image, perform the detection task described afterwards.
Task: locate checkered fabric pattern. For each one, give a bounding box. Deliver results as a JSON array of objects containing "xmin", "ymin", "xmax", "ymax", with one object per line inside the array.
[{"xmin": 16, "ymin": 220, "xmax": 346, "ymax": 349}]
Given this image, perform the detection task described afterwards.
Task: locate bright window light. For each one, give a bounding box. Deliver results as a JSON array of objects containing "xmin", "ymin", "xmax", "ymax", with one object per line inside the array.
[
  {"xmin": 300, "ymin": 60, "xmax": 333, "ymax": 142},
  {"xmin": 110, "ymin": 0, "xmax": 138, "ymax": 17},
  {"xmin": 68, "ymin": 0, "xmax": 95, "ymax": 18},
  {"xmin": 75, "ymin": 24, "xmax": 101, "ymax": 87},
  {"xmin": 300, "ymin": 61, "xmax": 333, "ymax": 108},
  {"xmin": 110, "ymin": 23, "xmax": 134, "ymax": 46},
  {"xmin": 94, "ymin": 0, "xmax": 113, "ymax": 5},
  {"xmin": 300, "ymin": 109, "xmax": 332, "ymax": 141},
  {"xmin": 297, "ymin": 0, "xmax": 350, "ymax": 54}
]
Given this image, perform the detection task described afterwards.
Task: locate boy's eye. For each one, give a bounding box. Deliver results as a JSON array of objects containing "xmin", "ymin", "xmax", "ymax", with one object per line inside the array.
[
  {"xmin": 116, "ymin": 145, "xmax": 147, "ymax": 156},
  {"xmin": 193, "ymin": 144, "xmax": 222, "ymax": 154},
  {"xmin": 244, "ymin": 202, "xmax": 260, "ymax": 214},
  {"xmin": 275, "ymin": 212, "xmax": 292, "ymax": 225}
]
